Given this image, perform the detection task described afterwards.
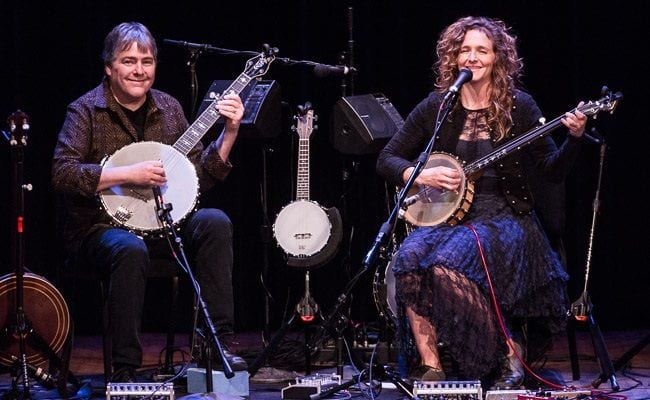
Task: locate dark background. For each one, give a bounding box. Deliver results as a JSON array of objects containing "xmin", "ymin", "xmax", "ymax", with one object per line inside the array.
[{"xmin": 1, "ymin": 1, "xmax": 648, "ymax": 336}]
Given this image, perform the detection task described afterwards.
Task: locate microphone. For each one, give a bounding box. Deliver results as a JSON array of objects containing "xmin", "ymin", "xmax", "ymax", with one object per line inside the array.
[
  {"xmin": 444, "ymin": 68, "xmax": 473, "ymax": 100},
  {"xmin": 312, "ymin": 63, "xmax": 356, "ymax": 78},
  {"xmin": 162, "ymin": 39, "xmax": 212, "ymax": 51},
  {"xmin": 403, "ymin": 193, "xmax": 421, "ymax": 207},
  {"xmin": 449, "ymin": 68, "xmax": 473, "ymax": 93},
  {"xmin": 403, "ymin": 187, "xmax": 455, "ymax": 208}
]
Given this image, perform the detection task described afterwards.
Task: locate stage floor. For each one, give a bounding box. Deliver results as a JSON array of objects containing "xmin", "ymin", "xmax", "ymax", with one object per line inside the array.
[{"xmin": 1, "ymin": 328, "xmax": 648, "ymax": 399}]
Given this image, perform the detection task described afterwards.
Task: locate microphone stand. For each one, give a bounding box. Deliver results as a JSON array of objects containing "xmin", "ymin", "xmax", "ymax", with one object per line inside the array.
[
  {"xmin": 187, "ymin": 49, "xmax": 201, "ymax": 120},
  {"xmin": 163, "ymin": 38, "xmax": 354, "ymax": 81},
  {"xmin": 164, "ymin": 40, "xmax": 259, "ymax": 120},
  {"xmin": 566, "ymin": 139, "xmax": 619, "ymax": 391},
  {"xmin": 308, "ymin": 93, "xmax": 459, "ymax": 399},
  {"xmin": 152, "ymin": 188, "xmax": 234, "ymax": 394},
  {"xmin": 586, "ymin": 132, "xmax": 648, "ymax": 386},
  {"xmin": 2, "ymin": 111, "xmax": 80, "ymax": 399},
  {"xmin": 343, "ymin": 6, "xmax": 355, "ymax": 96}
]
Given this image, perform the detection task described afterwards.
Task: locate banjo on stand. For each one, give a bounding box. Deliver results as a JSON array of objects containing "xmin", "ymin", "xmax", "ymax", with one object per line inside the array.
[
  {"xmin": 402, "ymin": 89, "xmax": 622, "ymax": 227},
  {"xmin": 99, "ymin": 46, "xmax": 277, "ymax": 235},
  {"xmin": 273, "ymin": 104, "xmax": 342, "ymax": 268},
  {"xmin": 1, "ymin": 111, "xmax": 76, "ymax": 394}
]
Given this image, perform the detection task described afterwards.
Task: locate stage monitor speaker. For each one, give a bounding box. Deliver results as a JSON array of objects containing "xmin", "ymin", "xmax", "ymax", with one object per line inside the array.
[
  {"xmin": 331, "ymin": 93, "xmax": 404, "ymax": 155},
  {"xmin": 197, "ymin": 79, "xmax": 281, "ymax": 140}
]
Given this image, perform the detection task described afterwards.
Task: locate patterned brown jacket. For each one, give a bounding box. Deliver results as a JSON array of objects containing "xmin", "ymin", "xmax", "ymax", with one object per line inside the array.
[{"xmin": 52, "ymin": 80, "xmax": 231, "ymax": 252}]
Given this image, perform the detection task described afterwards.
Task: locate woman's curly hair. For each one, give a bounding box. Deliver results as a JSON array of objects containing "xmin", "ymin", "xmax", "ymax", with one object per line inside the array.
[{"xmin": 434, "ymin": 16, "xmax": 523, "ymax": 141}]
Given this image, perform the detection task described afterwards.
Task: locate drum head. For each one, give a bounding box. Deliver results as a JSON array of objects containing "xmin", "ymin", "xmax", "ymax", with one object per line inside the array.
[
  {"xmin": 0, "ymin": 273, "xmax": 71, "ymax": 367},
  {"xmin": 373, "ymin": 252, "xmax": 399, "ymax": 329}
]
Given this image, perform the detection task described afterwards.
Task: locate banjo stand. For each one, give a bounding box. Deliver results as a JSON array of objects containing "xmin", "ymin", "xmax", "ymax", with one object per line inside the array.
[
  {"xmin": 247, "ymin": 270, "xmax": 321, "ymax": 378},
  {"xmin": 1, "ymin": 111, "xmax": 80, "ymax": 398}
]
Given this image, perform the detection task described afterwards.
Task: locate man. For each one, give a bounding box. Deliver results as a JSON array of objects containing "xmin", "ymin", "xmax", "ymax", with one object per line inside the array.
[{"xmin": 52, "ymin": 21, "xmax": 246, "ymax": 381}]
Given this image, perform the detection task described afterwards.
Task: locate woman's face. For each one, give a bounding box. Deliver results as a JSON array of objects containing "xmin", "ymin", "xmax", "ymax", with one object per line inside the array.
[{"xmin": 457, "ymin": 29, "xmax": 496, "ymax": 85}]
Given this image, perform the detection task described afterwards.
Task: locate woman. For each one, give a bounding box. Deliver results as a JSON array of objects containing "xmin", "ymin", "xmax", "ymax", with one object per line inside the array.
[{"xmin": 376, "ymin": 16, "xmax": 587, "ymax": 386}]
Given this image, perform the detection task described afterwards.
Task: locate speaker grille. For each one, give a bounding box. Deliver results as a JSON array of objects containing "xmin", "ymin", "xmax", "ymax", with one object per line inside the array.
[{"xmin": 331, "ymin": 93, "xmax": 404, "ymax": 155}]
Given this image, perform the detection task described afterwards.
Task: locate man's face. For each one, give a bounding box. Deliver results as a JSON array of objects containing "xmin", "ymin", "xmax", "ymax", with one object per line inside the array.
[{"xmin": 105, "ymin": 41, "xmax": 156, "ymax": 108}]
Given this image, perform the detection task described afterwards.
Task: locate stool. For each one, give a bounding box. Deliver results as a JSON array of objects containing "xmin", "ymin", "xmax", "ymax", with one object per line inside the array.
[{"xmin": 100, "ymin": 257, "xmax": 180, "ymax": 383}]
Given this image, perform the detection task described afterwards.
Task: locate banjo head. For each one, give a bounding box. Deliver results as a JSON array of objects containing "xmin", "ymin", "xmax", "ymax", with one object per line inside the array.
[
  {"xmin": 403, "ymin": 153, "xmax": 469, "ymax": 227},
  {"xmin": 273, "ymin": 200, "xmax": 332, "ymax": 257},
  {"xmin": 99, "ymin": 141, "xmax": 199, "ymax": 234}
]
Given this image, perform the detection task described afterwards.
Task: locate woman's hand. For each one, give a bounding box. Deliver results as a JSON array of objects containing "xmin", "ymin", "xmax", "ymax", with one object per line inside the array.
[
  {"xmin": 404, "ymin": 165, "xmax": 462, "ymax": 192},
  {"xmin": 561, "ymin": 101, "xmax": 588, "ymax": 138}
]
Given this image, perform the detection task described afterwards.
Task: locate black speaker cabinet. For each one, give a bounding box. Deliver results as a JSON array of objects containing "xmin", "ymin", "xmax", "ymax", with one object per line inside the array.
[
  {"xmin": 331, "ymin": 93, "xmax": 404, "ymax": 155},
  {"xmin": 198, "ymin": 79, "xmax": 281, "ymax": 140}
]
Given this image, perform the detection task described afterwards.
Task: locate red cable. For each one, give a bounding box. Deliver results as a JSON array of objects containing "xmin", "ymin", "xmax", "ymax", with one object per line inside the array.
[{"xmin": 465, "ymin": 223, "xmax": 566, "ymax": 390}]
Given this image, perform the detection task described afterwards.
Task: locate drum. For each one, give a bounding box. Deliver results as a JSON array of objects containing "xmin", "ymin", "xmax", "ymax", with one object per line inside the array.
[
  {"xmin": 373, "ymin": 252, "xmax": 399, "ymax": 329},
  {"xmin": 0, "ymin": 273, "xmax": 71, "ymax": 367}
]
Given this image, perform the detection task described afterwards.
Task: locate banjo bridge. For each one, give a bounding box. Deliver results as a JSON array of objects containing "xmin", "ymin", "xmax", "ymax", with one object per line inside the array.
[
  {"xmin": 128, "ymin": 188, "xmax": 152, "ymax": 202},
  {"xmin": 293, "ymin": 233, "xmax": 313, "ymax": 240}
]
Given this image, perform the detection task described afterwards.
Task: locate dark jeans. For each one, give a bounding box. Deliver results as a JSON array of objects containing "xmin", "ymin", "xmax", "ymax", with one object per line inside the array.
[{"xmin": 80, "ymin": 208, "xmax": 234, "ymax": 368}]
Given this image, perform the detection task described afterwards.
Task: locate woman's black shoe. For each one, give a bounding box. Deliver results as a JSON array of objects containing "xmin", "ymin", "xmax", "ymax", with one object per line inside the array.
[{"xmin": 492, "ymin": 340, "xmax": 525, "ymax": 389}]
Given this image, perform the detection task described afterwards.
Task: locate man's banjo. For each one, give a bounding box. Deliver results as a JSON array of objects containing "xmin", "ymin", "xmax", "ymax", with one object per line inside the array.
[{"xmin": 99, "ymin": 46, "xmax": 276, "ymax": 235}]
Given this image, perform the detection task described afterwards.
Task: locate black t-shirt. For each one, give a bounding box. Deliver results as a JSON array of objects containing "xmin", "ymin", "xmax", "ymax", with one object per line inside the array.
[{"xmin": 121, "ymin": 104, "xmax": 147, "ymax": 141}]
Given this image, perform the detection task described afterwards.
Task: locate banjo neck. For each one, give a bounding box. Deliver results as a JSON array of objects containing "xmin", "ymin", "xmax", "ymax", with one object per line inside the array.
[
  {"xmin": 172, "ymin": 74, "xmax": 253, "ymax": 156},
  {"xmin": 171, "ymin": 47, "xmax": 277, "ymax": 156},
  {"xmin": 463, "ymin": 92, "xmax": 621, "ymax": 177},
  {"xmin": 296, "ymin": 135, "xmax": 311, "ymax": 200},
  {"xmin": 463, "ymin": 114, "xmax": 563, "ymax": 177},
  {"xmin": 295, "ymin": 107, "xmax": 315, "ymax": 201}
]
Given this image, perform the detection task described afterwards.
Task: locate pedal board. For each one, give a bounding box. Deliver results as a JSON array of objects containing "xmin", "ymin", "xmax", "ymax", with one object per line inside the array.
[
  {"xmin": 484, "ymin": 389, "xmax": 592, "ymax": 400},
  {"xmin": 413, "ymin": 380, "xmax": 483, "ymax": 399},
  {"xmin": 484, "ymin": 389, "xmax": 529, "ymax": 400},
  {"xmin": 281, "ymin": 373, "xmax": 341, "ymax": 400},
  {"xmin": 106, "ymin": 382, "xmax": 175, "ymax": 400},
  {"xmin": 516, "ymin": 389, "xmax": 592, "ymax": 399}
]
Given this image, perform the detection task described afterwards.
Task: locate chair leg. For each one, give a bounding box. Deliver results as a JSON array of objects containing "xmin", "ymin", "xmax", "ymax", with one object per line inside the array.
[{"xmin": 100, "ymin": 280, "xmax": 112, "ymax": 384}]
